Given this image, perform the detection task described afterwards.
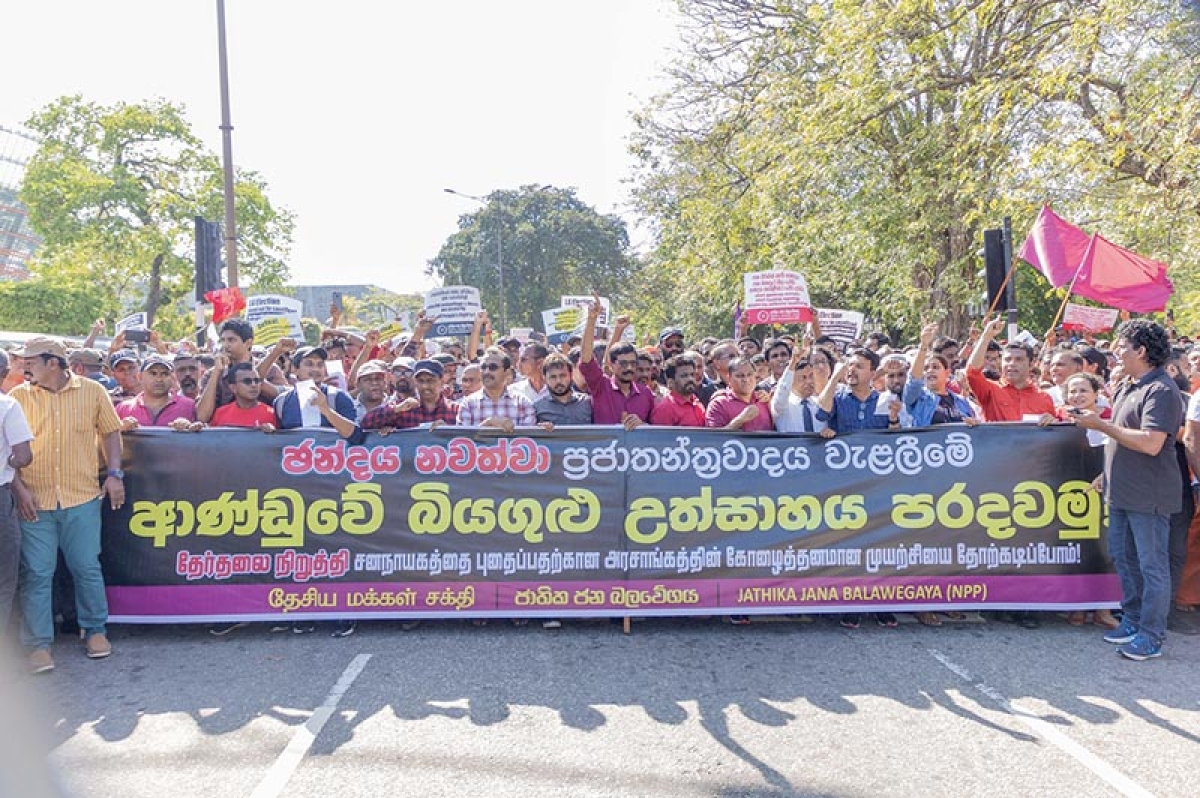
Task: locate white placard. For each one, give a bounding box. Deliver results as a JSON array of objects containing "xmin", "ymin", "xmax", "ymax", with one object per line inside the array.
[
  {"xmin": 246, "ymin": 294, "xmax": 305, "ymax": 345},
  {"xmin": 817, "ymin": 308, "xmax": 864, "ymax": 347},
  {"xmin": 116, "ymin": 312, "xmax": 148, "ymax": 333},
  {"xmin": 424, "ymin": 286, "xmax": 482, "ymax": 337},
  {"xmin": 742, "ymin": 271, "xmax": 813, "ymax": 325},
  {"xmin": 560, "ymin": 295, "xmax": 611, "ymax": 331},
  {"xmin": 1062, "ymin": 303, "xmax": 1119, "ymax": 333}
]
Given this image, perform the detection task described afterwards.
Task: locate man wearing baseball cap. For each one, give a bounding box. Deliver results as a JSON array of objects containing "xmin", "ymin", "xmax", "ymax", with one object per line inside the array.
[
  {"xmin": 658, "ymin": 327, "xmax": 685, "ymax": 358},
  {"xmin": 69, "ymin": 348, "xmax": 117, "ymax": 391},
  {"xmin": 108, "ymin": 350, "xmax": 141, "ymax": 402},
  {"xmin": 273, "ymin": 346, "xmax": 361, "ymax": 441},
  {"xmin": 9, "ymin": 337, "xmax": 124, "ymax": 673},
  {"xmin": 351, "ymin": 360, "xmax": 391, "ymax": 420},
  {"xmin": 115, "ymin": 355, "xmax": 198, "ymax": 430},
  {"xmin": 362, "ymin": 359, "xmax": 459, "ymax": 431}
]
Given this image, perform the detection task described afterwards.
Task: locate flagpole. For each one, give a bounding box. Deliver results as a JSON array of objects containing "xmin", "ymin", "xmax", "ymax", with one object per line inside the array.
[
  {"xmin": 985, "ymin": 257, "xmax": 1017, "ymax": 318},
  {"xmin": 1046, "ymin": 262, "xmax": 1086, "ymax": 335}
]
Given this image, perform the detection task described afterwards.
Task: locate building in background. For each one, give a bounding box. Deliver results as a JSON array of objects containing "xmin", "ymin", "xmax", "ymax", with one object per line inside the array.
[{"xmin": 0, "ymin": 125, "xmax": 40, "ymax": 281}]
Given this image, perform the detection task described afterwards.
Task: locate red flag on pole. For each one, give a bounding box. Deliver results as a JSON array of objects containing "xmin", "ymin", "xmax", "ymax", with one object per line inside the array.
[
  {"xmin": 1018, "ymin": 205, "xmax": 1091, "ymax": 288},
  {"xmin": 204, "ymin": 286, "xmax": 246, "ymax": 323},
  {"xmin": 1071, "ymin": 234, "xmax": 1173, "ymax": 314}
]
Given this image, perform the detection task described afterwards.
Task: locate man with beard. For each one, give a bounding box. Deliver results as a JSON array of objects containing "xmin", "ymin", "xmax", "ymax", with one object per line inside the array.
[
  {"xmin": 534, "ymin": 354, "xmax": 592, "ymax": 427},
  {"xmin": 879, "ymin": 353, "xmax": 914, "ymax": 428},
  {"xmin": 172, "ymin": 353, "xmax": 203, "ymax": 400},
  {"xmin": 361, "ymin": 359, "xmax": 459, "ymax": 431},
  {"xmin": 273, "ymin": 347, "xmax": 361, "ymax": 440},
  {"xmin": 115, "ymin": 355, "xmax": 198, "ymax": 431},
  {"xmin": 352, "ymin": 360, "xmax": 390, "ymax": 421},
  {"xmin": 457, "ymin": 349, "xmax": 536, "ymax": 432},
  {"xmin": 579, "ymin": 295, "xmax": 653, "ymax": 429},
  {"xmin": 658, "ymin": 327, "xmax": 685, "ymax": 360},
  {"xmin": 512, "ymin": 342, "xmax": 550, "ymax": 404},
  {"xmin": 389, "ymin": 357, "xmax": 417, "ymax": 401},
  {"xmin": 651, "ymin": 355, "xmax": 706, "ymax": 427},
  {"xmin": 965, "ymin": 317, "xmax": 1054, "ymax": 422}
]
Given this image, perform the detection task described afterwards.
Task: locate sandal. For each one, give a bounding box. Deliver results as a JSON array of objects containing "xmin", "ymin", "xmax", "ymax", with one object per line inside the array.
[
  {"xmin": 915, "ymin": 612, "xmax": 942, "ymax": 627},
  {"xmin": 942, "ymin": 611, "xmax": 966, "ymax": 621},
  {"xmin": 1066, "ymin": 611, "xmax": 1086, "ymax": 626},
  {"xmin": 1092, "ymin": 610, "xmax": 1119, "ymax": 629}
]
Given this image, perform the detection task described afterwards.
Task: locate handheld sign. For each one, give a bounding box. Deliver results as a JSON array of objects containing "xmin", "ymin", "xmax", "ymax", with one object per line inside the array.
[
  {"xmin": 560, "ymin": 295, "xmax": 610, "ymax": 336},
  {"xmin": 425, "ymin": 286, "xmax": 481, "ymax": 337},
  {"xmin": 115, "ymin": 312, "xmax": 148, "ymax": 333},
  {"xmin": 541, "ymin": 306, "xmax": 585, "ymax": 344},
  {"xmin": 743, "ymin": 270, "xmax": 813, "ymax": 325},
  {"xmin": 1061, "ymin": 303, "xmax": 1119, "ymax": 333},
  {"xmin": 246, "ymin": 294, "xmax": 305, "ymax": 346},
  {"xmin": 817, "ymin": 308, "xmax": 864, "ymax": 348}
]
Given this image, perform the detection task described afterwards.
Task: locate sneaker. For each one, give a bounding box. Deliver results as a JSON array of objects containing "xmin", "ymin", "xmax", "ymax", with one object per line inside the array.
[
  {"xmin": 1118, "ymin": 633, "xmax": 1162, "ymax": 661},
  {"xmin": 1103, "ymin": 619, "xmax": 1139, "ymax": 645},
  {"xmin": 727, "ymin": 615, "xmax": 751, "ymax": 625},
  {"xmin": 84, "ymin": 633, "xmax": 112, "ymax": 659},
  {"xmin": 331, "ymin": 620, "xmax": 357, "ymax": 638},
  {"xmin": 839, "ymin": 613, "xmax": 861, "ymax": 630},
  {"xmin": 875, "ymin": 613, "xmax": 898, "ymax": 628},
  {"xmin": 28, "ymin": 649, "xmax": 55, "ymax": 675},
  {"xmin": 291, "ymin": 622, "xmax": 316, "ymax": 635},
  {"xmin": 209, "ymin": 622, "xmax": 250, "ymax": 637},
  {"xmin": 541, "ymin": 619, "xmax": 562, "ymax": 629}
]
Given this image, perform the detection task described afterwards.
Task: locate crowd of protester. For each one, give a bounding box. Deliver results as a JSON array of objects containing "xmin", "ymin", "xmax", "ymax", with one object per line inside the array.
[{"xmin": 3, "ymin": 296, "xmax": 1200, "ymax": 674}]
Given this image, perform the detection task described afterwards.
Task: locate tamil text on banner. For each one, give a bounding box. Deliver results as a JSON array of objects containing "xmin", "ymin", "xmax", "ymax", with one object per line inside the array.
[
  {"xmin": 425, "ymin": 286, "xmax": 482, "ymax": 337},
  {"xmin": 817, "ymin": 309, "xmax": 864, "ymax": 348},
  {"xmin": 1061, "ymin": 303, "xmax": 1119, "ymax": 333},
  {"xmin": 245, "ymin": 294, "xmax": 305, "ymax": 346},
  {"xmin": 101, "ymin": 425, "xmax": 1116, "ymax": 623},
  {"xmin": 743, "ymin": 270, "xmax": 814, "ymax": 325}
]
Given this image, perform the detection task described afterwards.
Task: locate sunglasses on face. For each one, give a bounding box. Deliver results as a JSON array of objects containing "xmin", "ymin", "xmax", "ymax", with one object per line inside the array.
[
  {"xmin": 481, "ymin": 362, "xmax": 504, "ymax": 372},
  {"xmin": 238, "ymin": 377, "xmax": 262, "ymax": 385}
]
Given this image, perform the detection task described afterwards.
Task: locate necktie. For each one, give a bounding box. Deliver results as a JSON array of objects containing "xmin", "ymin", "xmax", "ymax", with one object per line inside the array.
[{"xmin": 802, "ymin": 400, "xmax": 815, "ymax": 433}]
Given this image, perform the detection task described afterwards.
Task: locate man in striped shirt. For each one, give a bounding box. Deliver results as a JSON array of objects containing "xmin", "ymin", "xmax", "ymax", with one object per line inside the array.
[
  {"xmin": 9, "ymin": 337, "xmax": 124, "ymax": 674},
  {"xmin": 457, "ymin": 348, "xmax": 536, "ymax": 432}
]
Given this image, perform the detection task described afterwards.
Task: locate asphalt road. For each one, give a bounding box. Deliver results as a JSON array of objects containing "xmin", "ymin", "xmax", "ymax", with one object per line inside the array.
[{"xmin": 7, "ymin": 613, "xmax": 1200, "ymax": 798}]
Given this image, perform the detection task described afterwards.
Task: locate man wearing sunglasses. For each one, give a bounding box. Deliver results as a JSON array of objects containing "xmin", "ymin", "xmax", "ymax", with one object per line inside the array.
[{"xmin": 209, "ymin": 362, "xmax": 277, "ymax": 430}]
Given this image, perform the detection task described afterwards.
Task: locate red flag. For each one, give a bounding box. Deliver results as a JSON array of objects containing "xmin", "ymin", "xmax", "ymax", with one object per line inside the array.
[
  {"xmin": 1018, "ymin": 205, "xmax": 1091, "ymax": 288},
  {"xmin": 1072, "ymin": 234, "xmax": 1173, "ymax": 313},
  {"xmin": 204, "ymin": 286, "xmax": 246, "ymax": 323}
]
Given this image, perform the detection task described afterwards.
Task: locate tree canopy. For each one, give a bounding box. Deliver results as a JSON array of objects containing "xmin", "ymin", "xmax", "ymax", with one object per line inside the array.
[
  {"xmin": 630, "ymin": 0, "xmax": 1200, "ymax": 340},
  {"xmin": 427, "ymin": 185, "xmax": 636, "ymax": 333},
  {"xmin": 19, "ymin": 95, "xmax": 294, "ymax": 338}
]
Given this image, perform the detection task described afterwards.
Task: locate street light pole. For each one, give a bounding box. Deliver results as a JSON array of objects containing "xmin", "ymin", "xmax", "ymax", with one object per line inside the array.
[
  {"xmin": 216, "ymin": 0, "xmax": 239, "ymax": 288},
  {"xmin": 444, "ymin": 188, "xmax": 505, "ymax": 333}
]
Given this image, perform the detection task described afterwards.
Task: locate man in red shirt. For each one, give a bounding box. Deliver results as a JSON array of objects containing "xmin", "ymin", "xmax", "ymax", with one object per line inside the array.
[
  {"xmin": 209, "ymin": 362, "xmax": 277, "ymax": 430},
  {"xmin": 965, "ymin": 317, "xmax": 1054, "ymax": 422},
  {"xmin": 651, "ymin": 355, "xmax": 705, "ymax": 427}
]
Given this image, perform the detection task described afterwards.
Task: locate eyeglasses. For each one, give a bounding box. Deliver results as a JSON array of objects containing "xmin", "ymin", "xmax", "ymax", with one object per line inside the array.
[
  {"xmin": 238, "ymin": 378, "xmax": 262, "ymax": 385},
  {"xmin": 480, "ymin": 362, "xmax": 504, "ymax": 372}
]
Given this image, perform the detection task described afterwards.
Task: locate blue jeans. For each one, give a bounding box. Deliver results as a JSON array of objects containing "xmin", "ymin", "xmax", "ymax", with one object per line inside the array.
[
  {"xmin": 1107, "ymin": 506, "xmax": 1171, "ymax": 642},
  {"xmin": 19, "ymin": 498, "xmax": 108, "ymax": 650}
]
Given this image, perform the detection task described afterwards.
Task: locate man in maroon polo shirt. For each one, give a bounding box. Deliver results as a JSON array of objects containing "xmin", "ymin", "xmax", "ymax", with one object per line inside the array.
[
  {"xmin": 965, "ymin": 317, "xmax": 1054, "ymax": 422},
  {"xmin": 115, "ymin": 355, "xmax": 199, "ymax": 431},
  {"xmin": 578, "ymin": 295, "xmax": 654, "ymax": 429},
  {"xmin": 651, "ymin": 354, "xmax": 705, "ymax": 427}
]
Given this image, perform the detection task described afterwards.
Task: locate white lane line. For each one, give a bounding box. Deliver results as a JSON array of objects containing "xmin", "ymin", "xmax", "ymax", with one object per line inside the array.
[
  {"xmin": 250, "ymin": 653, "xmax": 371, "ymax": 798},
  {"xmin": 927, "ymin": 649, "xmax": 1156, "ymax": 798}
]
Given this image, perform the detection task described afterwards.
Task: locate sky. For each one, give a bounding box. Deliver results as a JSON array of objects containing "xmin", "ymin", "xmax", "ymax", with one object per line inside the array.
[{"xmin": 2, "ymin": 0, "xmax": 681, "ymax": 297}]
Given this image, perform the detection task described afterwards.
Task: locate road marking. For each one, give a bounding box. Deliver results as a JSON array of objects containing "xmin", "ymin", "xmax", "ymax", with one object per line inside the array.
[
  {"xmin": 250, "ymin": 653, "xmax": 371, "ymax": 798},
  {"xmin": 927, "ymin": 649, "xmax": 1156, "ymax": 798}
]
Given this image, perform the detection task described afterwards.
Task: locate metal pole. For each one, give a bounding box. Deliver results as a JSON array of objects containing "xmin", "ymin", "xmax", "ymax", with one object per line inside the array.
[
  {"xmin": 496, "ymin": 223, "xmax": 505, "ymax": 334},
  {"xmin": 1002, "ymin": 216, "xmax": 1016, "ymax": 341},
  {"xmin": 216, "ymin": 0, "xmax": 239, "ymax": 288}
]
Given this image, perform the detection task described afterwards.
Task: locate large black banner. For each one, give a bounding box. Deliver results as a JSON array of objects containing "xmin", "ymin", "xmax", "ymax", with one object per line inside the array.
[{"xmin": 102, "ymin": 424, "xmax": 1117, "ymax": 622}]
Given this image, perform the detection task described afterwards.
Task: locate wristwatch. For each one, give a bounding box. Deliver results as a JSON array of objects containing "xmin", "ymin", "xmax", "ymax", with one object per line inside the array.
[{"xmin": 107, "ymin": 469, "xmax": 125, "ymax": 480}]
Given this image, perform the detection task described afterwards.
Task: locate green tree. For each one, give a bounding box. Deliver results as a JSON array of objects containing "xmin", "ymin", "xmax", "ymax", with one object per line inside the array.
[
  {"xmin": 19, "ymin": 96, "xmax": 294, "ymax": 337},
  {"xmin": 428, "ymin": 185, "xmax": 636, "ymax": 332},
  {"xmin": 0, "ymin": 277, "xmax": 106, "ymax": 335},
  {"xmin": 630, "ymin": 1, "xmax": 1200, "ymax": 342}
]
